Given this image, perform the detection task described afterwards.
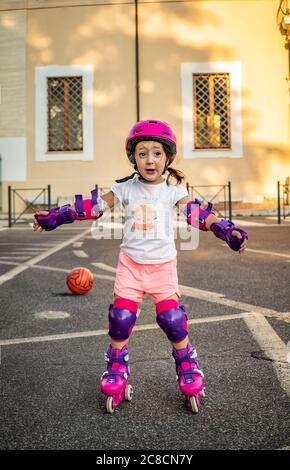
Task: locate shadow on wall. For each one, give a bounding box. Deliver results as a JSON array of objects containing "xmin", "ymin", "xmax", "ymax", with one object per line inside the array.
[{"xmin": 2, "ymin": 1, "xmax": 288, "ymax": 202}]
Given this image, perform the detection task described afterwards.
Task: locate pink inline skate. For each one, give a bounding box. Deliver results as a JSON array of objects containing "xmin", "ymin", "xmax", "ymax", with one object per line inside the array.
[
  {"xmin": 172, "ymin": 343, "xmax": 205, "ymax": 413},
  {"xmin": 100, "ymin": 344, "xmax": 133, "ymax": 413}
]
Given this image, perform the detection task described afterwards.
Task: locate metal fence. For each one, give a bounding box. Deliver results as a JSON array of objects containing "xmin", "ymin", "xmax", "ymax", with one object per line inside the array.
[
  {"xmin": 8, "ymin": 185, "xmax": 51, "ymax": 228},
  {"xmin": 277, "ymin": 177, "xmax": 290, "ymax": 224},
  {"xmin": 186, "ymin": 181, "xmax": 232, "ymax": 220},
  {"xmin": 95, "ymin": 182, "xmax": 232, "ymax": 224}
]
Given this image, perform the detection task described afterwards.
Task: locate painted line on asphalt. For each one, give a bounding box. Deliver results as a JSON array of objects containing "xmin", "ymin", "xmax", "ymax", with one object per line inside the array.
[
  {"xmin": 1, "ymin": 252, "xmax": 42, "ymax": 255},
  {"xmin": 0, "ymin": 243, "xmax": 55, "ymax": 247},
  {"xmin": 0, "ymin": 311, "xmax": 253, "ymax": 346},
  {"xmin": 243, "ymin": 312, "xmax": 290, "ymax": 396},
  {"xmin": 72, "ymin": 250, "xmax": 88, "ymax": 258},
  {"xmin": 242, "ymin": 248, "xmax": 290, "ymax": 259},
  {"xmin": 0, "ymin": 259, "xmax": 287, "ymax": 321},
  {"xmin": 221, "ymin": 244, "xmax": 290, "ymax": 259},
  {"xmin": 0, "ymin": 229, "xmax": 91, "ymax": 286},
  {"xmin": 0, "ymin": 258, "xmax": 289, "ymax": 397},
  {"xmin": 0, "ymin": 261, "xmax": 117, "ymax": 281},
  {"xmin": 91, "ymin": 262, "xmax": 117, "ymax": 273},
  {"xmin": 232, "ymin": 220, "xmax": 268, "ymax": 227},
  {"xmin": 10, "ymin": 248, "xmax": 51, "ymax": 252}
]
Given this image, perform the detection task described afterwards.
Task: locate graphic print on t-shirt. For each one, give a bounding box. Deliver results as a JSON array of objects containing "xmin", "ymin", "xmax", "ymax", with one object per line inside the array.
[
  {"xmin": 131, "ymin": 204, "xmax": 157, "ymax": 232},
  {"xmin": 110, "ymin": 175, "xmax": 189, "ymax": 263}
]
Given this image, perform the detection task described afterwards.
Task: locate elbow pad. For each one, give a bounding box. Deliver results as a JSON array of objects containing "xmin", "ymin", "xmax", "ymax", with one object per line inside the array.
[
  {"xmin": 34, "ymin": 189, "xmax": 107, "ymax": 231},
  {"xmin": 183, "ymin": 198, "xmax": 215, "ymax": 232},
  {"xmin": 74, "ymin": 189, "xmax": 108, "ymax": 220}
]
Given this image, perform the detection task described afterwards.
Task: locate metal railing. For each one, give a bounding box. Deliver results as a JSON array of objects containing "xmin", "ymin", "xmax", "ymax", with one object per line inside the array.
[
  {"xmin": 8, "ymin": 185, "xmax": 51, "ymax": 228},
  {"xmin": 277, "ymin": 177, "xmax": 290, "ymax": 224},
  {"xmin": 95, "ymin": 182, "xmax": 232, "ymax": 223},
  {"xmin": 186, "ymin": 181, "xmax": 232, "ymax": 220}
]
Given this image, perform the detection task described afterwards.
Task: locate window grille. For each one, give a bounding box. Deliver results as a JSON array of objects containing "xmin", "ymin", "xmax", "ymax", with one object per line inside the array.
[
  {"xmin": 47, "ymin": 76, "xmax": 83, "ymax": 152},
  {"xmin": 193, "ymin": 73, "xmax": 231, "ymax": 149}
]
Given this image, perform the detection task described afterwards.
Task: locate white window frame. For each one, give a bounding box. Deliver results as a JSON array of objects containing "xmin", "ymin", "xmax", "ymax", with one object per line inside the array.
[
  {"xmin": 181, "ymin": 61, "xmax": 243, "ymax": 159},
  {"xmin": 35, "ymin": 64, "xmax": 94, "ymax": 161}
]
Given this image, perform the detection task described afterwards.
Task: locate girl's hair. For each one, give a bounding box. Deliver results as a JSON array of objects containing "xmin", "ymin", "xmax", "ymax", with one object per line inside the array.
[{"xmin": 115, "ymin": 144, "xmax": 185, "ymax": 185}]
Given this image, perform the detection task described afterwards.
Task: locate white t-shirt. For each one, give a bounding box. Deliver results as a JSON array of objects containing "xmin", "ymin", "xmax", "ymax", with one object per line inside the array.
[{"xmin": 110, "ymin": 174, "xmax": 188, "ymax": 264}]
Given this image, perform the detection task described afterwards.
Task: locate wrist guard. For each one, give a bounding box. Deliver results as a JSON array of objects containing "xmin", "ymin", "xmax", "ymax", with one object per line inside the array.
[
  {"xmin": 34, "ymin": 189, "xmax": 107, "ymax": 231},
  {"xmin": 183, "ymin": 198, "xmax": 215, "ymax": 231},
  {"xmin": 210, "ymin": 219, "xmax": 248, "ymax": 251}
]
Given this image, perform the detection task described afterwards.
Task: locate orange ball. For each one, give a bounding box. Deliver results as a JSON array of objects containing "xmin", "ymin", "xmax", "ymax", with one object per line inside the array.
[{"xmin": 66, "ymin": 267, "xmax": 94, "ymax": 295}]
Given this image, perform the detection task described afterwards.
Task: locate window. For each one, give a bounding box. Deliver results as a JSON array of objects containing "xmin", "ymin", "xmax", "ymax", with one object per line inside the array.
[
  {"xmin": 48, "ymin": 76, "xmax": 83, "ymax": 152},
  {"xmin": 35, "ymin": 65, "xmax": 93, "ymax": 161},
  {"xmin": 193, "ymin": 73, "xmax": 231, "ymax": 149},
  {"xmin": 181, "ymin": 62, "xmax": 243, "ymax": 159}
]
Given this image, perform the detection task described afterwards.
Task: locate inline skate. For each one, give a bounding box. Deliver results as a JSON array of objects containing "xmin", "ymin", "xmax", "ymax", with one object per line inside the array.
[
  {"xmin": 172, "ymin": 343, "xmax": 205, "ymax": 413},
  {"xmin": 100, "ymin": 344, "xmax": 133, "ymax": 413}
]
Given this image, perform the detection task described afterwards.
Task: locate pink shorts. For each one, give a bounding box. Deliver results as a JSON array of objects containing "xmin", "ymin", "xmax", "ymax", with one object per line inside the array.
[{"xmin": 114, "ymin": 251, "xmax": 181, "ymax": 304}]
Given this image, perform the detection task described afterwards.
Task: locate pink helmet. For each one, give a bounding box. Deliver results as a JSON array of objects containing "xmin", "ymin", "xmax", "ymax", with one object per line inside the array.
[{"xmin": 125, "ymin": 120, "xmax": 177, "ymax": 157}]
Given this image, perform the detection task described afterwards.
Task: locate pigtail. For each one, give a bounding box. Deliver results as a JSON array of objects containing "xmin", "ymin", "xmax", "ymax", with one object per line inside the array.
[
  {"xmin": 162, "ymin": 147, "xmax": 185, "ymax": 185},
  {"xmin": 165, "ymin": 166, "xmax": 185, "ymax": 185},
  {"xmin": 115, "ymin": 171, "xmax": 138, "ymax": 184},
  {"xmin": 116, "ymin": 160, "xmax": 149, "ymax": 184}
]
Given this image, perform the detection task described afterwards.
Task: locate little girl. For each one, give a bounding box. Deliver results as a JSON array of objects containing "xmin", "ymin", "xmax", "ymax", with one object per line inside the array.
[{"xmin": 33, "ymin": 120, "xmax": 248, "ymax": 414}]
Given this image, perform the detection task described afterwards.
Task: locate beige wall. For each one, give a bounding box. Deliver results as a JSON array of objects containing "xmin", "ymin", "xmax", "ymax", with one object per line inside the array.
[
  {"xmin": 0, "ymin": 0, "xmax": 289, "ymax": 212},
  {"xmin": 0, "ymin": 10, "xmax": 26, "ymax": 137},
  {"xmin": 26, "ymin": 3, "xmax": 136, "ymax": 200},
  {"xmin": 138, "ymin": 0, "xmax": 290, "ymax": 202}
]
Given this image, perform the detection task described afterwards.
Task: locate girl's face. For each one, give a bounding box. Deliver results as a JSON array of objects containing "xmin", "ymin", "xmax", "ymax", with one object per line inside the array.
[{"xmin": 134, "ymin": 141, "xmax": 167, "ymax": 184}]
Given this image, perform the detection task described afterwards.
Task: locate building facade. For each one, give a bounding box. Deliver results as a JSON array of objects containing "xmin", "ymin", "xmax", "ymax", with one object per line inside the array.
[{"xmin": 0, "ymin": 0, "xmax": 289, "ymax": 212}]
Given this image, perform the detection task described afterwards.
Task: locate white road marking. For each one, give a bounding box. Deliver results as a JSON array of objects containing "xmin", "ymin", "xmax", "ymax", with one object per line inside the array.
[
  {"xmin": 91, "ymin": 262, "xmax": 117, "ymax": 273},
  {"xmin": 221, "ymin": 244, "xmax": 290, "ymax": 260},
  {"xmin": 180, "ymin": 284, "xmax": 290, "ymax": 321},
  {"xmin": 0, "ymin": 261, "xmax": 117, "ymax": 281},
  {"xmin": 34, "ymin": 311, "xmax": 70, "ymax": 320},
  {"xmin": 0, "ymin": 256, "xmax": 31, "ymax": 261},
  {"xmin": 72, "ymin": 250, "xmax": 88, "ymax": 258},
  {"xmin": 8, "ymin": 248, "xmax": 49, "ymax": 252},
  {"xmin": 0, "ymin": 251, "xmax": 40, "ymax": 255},
  {"xmin": 232, "ymin": 219, "xmax": 268, "ymax": 227},
  {"xmin": 0, "ymin": 261, "xmax": 22, "ymax": 266},
  {"xmin": 0, "ymin": 258, "xmax": 287, "ymax": 322},
  {"xmin": 0, "ymin": 243, "xmax": 55, "ymax": 247},
  {"xmin": 243, "ymin": 312, "xmax": 290, "ymax": 395},
  {"xmin": 242, "ymin": 248, "xmax": 290, "ymax": 259},
  {"xmin": 180, "ymin": 285, "xmax": 225, "ymax": 299},
  {"xmin": 0, "ymin": 255, "xmax": 288, "ymax": 397},
  {"xmin": 0, "ymin": 229, "xmax": 91, "ymax": 286},
  {"xmin": 72, "ymin": 242, "xmax": 83, "ymax": 248},
  {"xmin": 0, "ymin": 311, "xmax": 252, "ymax": 346}
]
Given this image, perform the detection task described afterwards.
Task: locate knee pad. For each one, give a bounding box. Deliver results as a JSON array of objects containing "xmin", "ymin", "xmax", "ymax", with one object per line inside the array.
[
  {"xmin": 108, "ymin": 298, "xmax": 138, "ymax": 341},
  {"xmin": 156, "ymin": 299, "xmax": 188, "ymax": 343}
]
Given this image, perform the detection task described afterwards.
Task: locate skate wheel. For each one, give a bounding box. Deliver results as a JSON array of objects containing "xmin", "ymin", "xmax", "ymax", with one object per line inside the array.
[
  {"xmin": 105, "ymin": 396, "xmax": 114, "ymax": 414},
  {"xmin": 125, "ymin": 384, "xmax": 133, "ymax": 401},
  {"xmin": 189, "ymin": 396, "xmax": 199, "ymax": 414},
  {"xmin": 200, "ymin": 388, "xmax": 206, "ymax": 401}
]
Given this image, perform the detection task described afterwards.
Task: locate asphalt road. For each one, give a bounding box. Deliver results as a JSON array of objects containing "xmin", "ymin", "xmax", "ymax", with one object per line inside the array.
[{"xmin": 0, "ymin": 217, "xmax": 289, "ymax": 451}]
